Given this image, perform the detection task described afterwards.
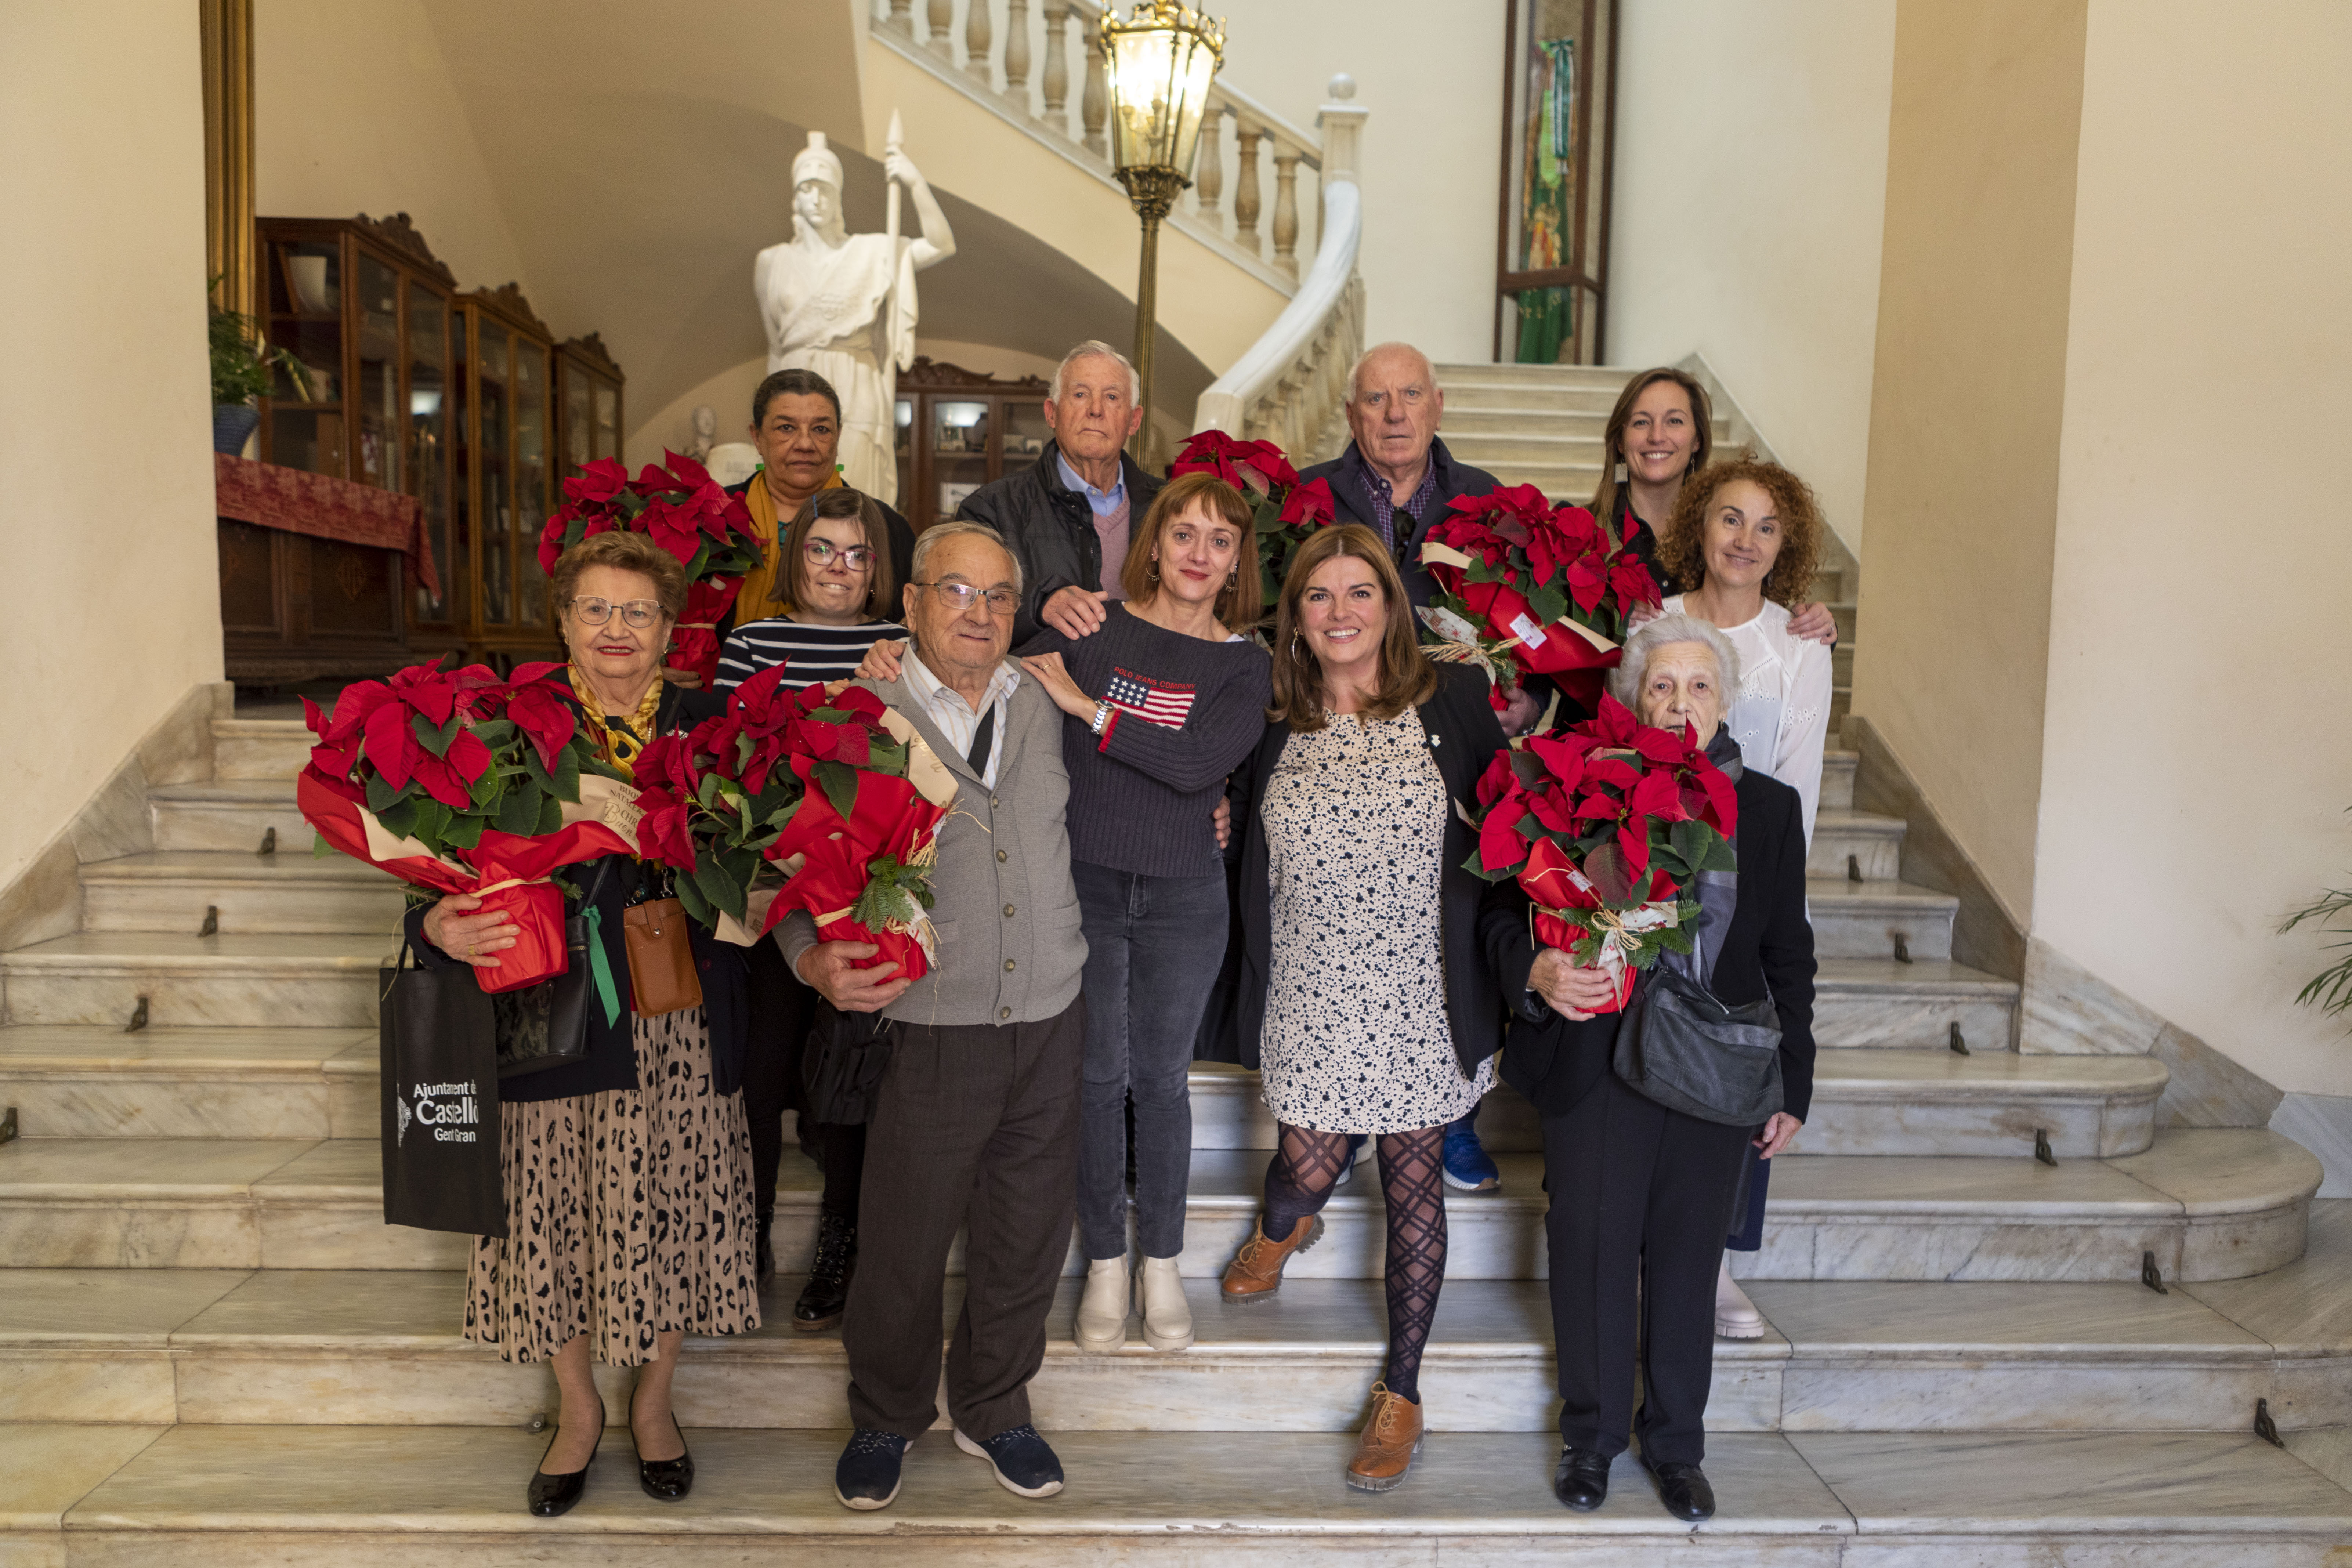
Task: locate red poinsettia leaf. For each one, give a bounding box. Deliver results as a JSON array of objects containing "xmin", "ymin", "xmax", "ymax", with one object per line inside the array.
[
  {"xmin": 1629, "ymin": 726, "xmax": 1686, "ymax": 765},
  {"xmin": 1527, "ymin": 786, "xmax": 1582, "ymax": 835},
  {"xmin": 1627, "ymin": 768, "xmax": 1684, "ymax": 822},
  {"xmin": 445, "ymin": 727, "xmax": 493, "ymax": 784},
  {"xmin": 562, "ymin": 457, "xmax": 630, "ymax": 506},
  {"xmin": 1477, "ymin": 795, "xmax": 1532, "ymax": 874},
  {"xmin": 363, "ymin": 700, "xmax": 421, "ymax": 790},
  {"xmin": 1616, "ymin": 819, "xmax": 1651, "ymax": 881},
  {"xmin": 1278, "ymin": 476, "xmax": 1336, "ymax": 528},
  {"xmin": 1240, "ymin": 439, "xmax": 1299, "ymax": 488},
  {"xmin": 1583, "ymin": 840, "xmax": 1637, "ymax": 903},
  {"xmin": 1473, "ymin": 749, "xmax": 1520, "ymax": 809},
  {"xmin": 662, "ymin": 448, "xmax": 714, "ymax": 490},
  {"xmin": 1524, "ymin": 735, "xmax": 1589, "ymax": 794}
]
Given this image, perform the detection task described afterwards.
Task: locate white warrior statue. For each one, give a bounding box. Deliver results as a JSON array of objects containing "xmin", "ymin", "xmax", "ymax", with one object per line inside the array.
[{"xmin": 755, "ymin": 128, "xmax": 956, "ymax": 506}]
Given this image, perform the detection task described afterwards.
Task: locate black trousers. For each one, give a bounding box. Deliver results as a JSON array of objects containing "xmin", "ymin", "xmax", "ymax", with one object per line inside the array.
[
  {"xmin": 743, "ymin": 941, "xmax": 866, "ymax": 1224},
  {"xmin": 844, "ymin": 997, "xmax": 1084, "ymax": 1441},
  {"xmin": 1542, "ymin": 1071, "xmax": 1749, "ymax": 1465}
]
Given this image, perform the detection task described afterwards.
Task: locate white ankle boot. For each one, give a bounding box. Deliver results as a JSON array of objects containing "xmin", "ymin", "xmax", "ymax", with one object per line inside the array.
[
  {"xmin": 1715, "ymin": 1254, "xmax": 1764, "ymax": 1339},
  {"xmin": 1135, "ymin": 1255, "xmax": 1195, "ymax": 1352},
  {"xmin": 1075, "ymin": 1256, "xmax": 1130, "ymax": 1353}
]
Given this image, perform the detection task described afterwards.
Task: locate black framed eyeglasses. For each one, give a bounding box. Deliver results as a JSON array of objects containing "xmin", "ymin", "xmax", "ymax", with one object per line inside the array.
[{"xmin": 803, "ymin": 539, "xmax": 876, "ymax": 570}]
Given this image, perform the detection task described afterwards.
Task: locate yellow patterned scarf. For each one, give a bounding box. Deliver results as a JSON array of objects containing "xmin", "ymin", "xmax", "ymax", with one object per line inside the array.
[{"xmin": 569, "ymin": 667, "xmax": 664, "ymax": 777}]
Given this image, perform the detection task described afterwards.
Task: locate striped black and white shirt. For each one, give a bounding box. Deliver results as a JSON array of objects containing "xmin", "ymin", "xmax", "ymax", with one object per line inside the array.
[{"xmin": 714, "ymin": 617, "xmax": 904, "ymax": 693}]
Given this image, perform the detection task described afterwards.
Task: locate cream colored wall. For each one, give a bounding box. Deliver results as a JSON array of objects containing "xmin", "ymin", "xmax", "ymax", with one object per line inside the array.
[
  {"xmin": 1605, "ymin": 0, "xmax": 1895, "ymax": 551},
  {"xmin": 1848, "ymin": 0, "xmax": 2088, "ymax": 924},
  {"xmin": 1208, "ymin": 0, "xmax": 1505, "ymax": 363},
  {"xmin": 253, "ymin": 0, "xmax": 529, "ymax": 294},
  {"xmin": 2031, "ymin": 0, "xmax": 2352, "ymax": 1095},
  {"xmin": 0, "ymin": 0, "xmax": 224, "ymax": 887}
]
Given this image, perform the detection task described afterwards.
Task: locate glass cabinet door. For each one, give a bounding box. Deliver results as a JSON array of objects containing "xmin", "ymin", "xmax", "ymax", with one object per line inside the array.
[
  {"xmin": 355, "ymin": 254, "xmax": 402, "ymax": 492},
  {"xmin": 932, "ymin": 399, "xmax": 991, "ymax": 520},
  {"xmin": 266, "ymin": 239, "xmax": 345, "ymax": 476},
  {"xmin": 515, "ymin": 342, "xmax": 551, "ymax": 628},
  {"xmin": 561, "ymin": 362, "xmax": 592, "ymax": 473},
  {"xmin": 407, "ymin": 281, "xmax": 451, "ymax": 625},
  {"xmin": 478, "ymin": 322, "xmax": 512, "ymax": 627},
  {"xmin": 1003, "ymin": 400, "xmax": 1052, "ymax": 476},
  {"xmin": 593, "ymin": 383, "xmax": 619, "ymax": 461}
]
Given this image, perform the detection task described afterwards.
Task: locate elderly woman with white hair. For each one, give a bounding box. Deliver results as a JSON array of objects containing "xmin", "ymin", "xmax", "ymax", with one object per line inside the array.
[{"xmin": 1479, "ymin": 612, "xmax": 1818, "ymax": 1524}]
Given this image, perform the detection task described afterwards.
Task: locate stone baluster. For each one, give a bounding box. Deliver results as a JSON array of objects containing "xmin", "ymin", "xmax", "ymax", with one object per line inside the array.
[
  {"xmin": 1081, "ymin": 10, "xmax": 1108, "ymax": 155},
  {"xmin": 1042, "ymin": 4, "xmax": 1072, "ymax": 131},
  {"xmin": 1232, "ymin": 124, "xmax": 1263, "ymax": 256},
  {"xmin": 965, "ymin": 0, "xmax": 993, "ymax": 84},
  {"xmin": 1271, "ymin": 145, "xmax": 1300, "ymax": 278},
  {"xmin": 1005, "ymin": 0, "xmax": 1032, "ymax": 105},
  {"xmin": 1195, "ymin": 106, "xmax": 1223, "ymax": 216},
  {"xmin": 927, "ymin": 0, "xmax": 953, "ymax": 60},
  {"xmin": 886, "ymin": 0, "xmax": 913, "ymax": 36}
]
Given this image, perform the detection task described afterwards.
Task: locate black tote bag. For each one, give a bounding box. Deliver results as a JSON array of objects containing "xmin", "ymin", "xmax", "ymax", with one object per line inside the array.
[
  {"xmin": 1611, "ymin": 964, "xmax": 1785, "ymax": 1127},
  {"xmin": 379, "ymin": 943, "xmax": 506, "ymax": 1238}
]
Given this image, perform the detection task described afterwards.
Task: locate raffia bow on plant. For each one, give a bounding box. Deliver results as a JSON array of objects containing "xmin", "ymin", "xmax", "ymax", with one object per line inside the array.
[
  {"xmin": 296, "ymin": 661, "xmax": 642, "ymax": 994},
  {"xmin": 1169, "ymin": 429, "xmax": 1337, "ymax": 616},
  {"xmin": 629, "ymin": 665, "xmax": 958, "ymax": 980},
  {"xmin": 1466, "ymin": 693, "xmax": 1740, "ymax": 1012},
  {"xmin": 535, "ymin": 450, "xmax": 763, "ymax": 687},
  {"xmin": 1417, "ymin": 485, "xmax": 1662, "ymax": 713}
]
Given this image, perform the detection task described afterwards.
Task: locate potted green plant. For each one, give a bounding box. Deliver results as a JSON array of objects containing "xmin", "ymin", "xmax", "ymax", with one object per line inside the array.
[
  {"xmin": 209, "ymin": 280, "xmax": 310, "ymax": 456},
  {"xmin": 2283, "ymin": 874, "xmax": 2352, "ymax": 1026}
]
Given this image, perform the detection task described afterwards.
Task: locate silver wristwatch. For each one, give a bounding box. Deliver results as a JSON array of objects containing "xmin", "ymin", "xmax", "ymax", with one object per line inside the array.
[{"xmin": 1090, "ymin": 699, "xmax": 1113, "ymax": 734}]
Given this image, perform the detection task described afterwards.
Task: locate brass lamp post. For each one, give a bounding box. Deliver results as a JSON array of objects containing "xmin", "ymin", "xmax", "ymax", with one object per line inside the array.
[{"xmin": 1100, "ymin": 0, "xmax": 1224, "ymax": 463}]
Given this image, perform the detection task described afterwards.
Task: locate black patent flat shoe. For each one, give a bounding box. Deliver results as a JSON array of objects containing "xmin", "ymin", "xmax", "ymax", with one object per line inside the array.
[
  {"xmin": 1553, "ymin": 1445, "xmax": 1612, "ymax": 1511},
  {"xmin": 636, "ymin": 1413, "xmax": 695, "ymax": 1502},
  {"xmin": 1645, "ymin": 1458, "xmax": 1715, "ymax": 1521},
  {"xmin": 527, "ymin": 1426, "xmax": 599, "ymax": 1518}
]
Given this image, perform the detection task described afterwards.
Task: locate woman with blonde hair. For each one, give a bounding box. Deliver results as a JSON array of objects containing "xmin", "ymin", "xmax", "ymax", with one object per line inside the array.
[{"xmin": 1215, "ymin": 523, "xmax": 1505, "ymax": 1492}]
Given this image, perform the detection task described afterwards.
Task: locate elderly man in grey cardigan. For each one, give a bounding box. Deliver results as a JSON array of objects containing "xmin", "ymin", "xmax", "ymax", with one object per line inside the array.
[{"xmin": 779, "ymin": 521, "xmax": 1087, "ymax": 1513}]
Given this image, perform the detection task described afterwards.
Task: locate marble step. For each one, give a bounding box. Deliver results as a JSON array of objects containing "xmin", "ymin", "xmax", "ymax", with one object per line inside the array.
[
  {"xmin": 1808, "ymin": 808, "xmax": 1906, "ymax": 880},
  {"xmin": 0, "ymin": 1025, "xmax": 376, "ymax": 1139},
  {"xmin": 78, "ymin": 852, "xmax": 405, "ymax": 935},
  {"xmin": 5, "ymin": 1263, "xmax": 2343, "ymax": 1436},
  {"xmin": 1438, "ymin": 431, "xmax": 1609, "ymax": 467},
  {"xmin": 1820, "ymin": 747, "xmax": 1856, "ymax": 811},
  {"xmin": 1434, "ymin": 362, "xmax": 1640, "ymax": 389},
  {"xmin": 148, "ymin": 781, "xmax": 311, "ymax": 855},
  {"xmin": 0, "ymin": 933, "xmax": 387, "ymax": 1029},
  {"xmin": 1805, "ymin": 877, "xmax": 1957, "ymax": 962},
  {"xmin": 1467, "ymin": 459, "xmax": 1605, "ymax": 498},
  {"xmin": 1812, "ymin": 957, "xmax": 2019, "ymax": 1050},
  {"xmin": 1831, "ymin": 600, "xmax": 1857, "ymax": 642},
  {"xmin": 0, "ymin": 1130, "xmax": 2314, "ymax": 1284},
  {"xmin": 1439, "ymin": 405, "xmax": 1612, "ymax": 437},
  {"xmin": 1834, "ymin": 641, "xmax": 1854, "ymax": 688},
  {"xmin": 13, "ymin": 1423, "xmax": 2349, "ymax": 1567},
  {"xmin": 210, "ymin": 718, "xmax": 312, "ymax": 782}
]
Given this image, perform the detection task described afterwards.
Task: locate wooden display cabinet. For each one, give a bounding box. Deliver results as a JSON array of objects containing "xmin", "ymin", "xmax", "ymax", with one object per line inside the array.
[
  {"xmin": 441, "ymin": 284, "xmax": 562, "ymax": 666},
  {"xmin": 891, "ymin": 357, "xmax": 1054, "ymax": 531},
  {"xmin": 556, "ymin": 333, "xmax": 626, "ymax": 481}
]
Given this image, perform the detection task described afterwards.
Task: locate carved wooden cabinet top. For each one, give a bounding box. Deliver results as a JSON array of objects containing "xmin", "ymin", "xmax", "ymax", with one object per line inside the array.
[{"xmin": 900, "ymin": 355, "xmax": 1050, "ymax": 393}]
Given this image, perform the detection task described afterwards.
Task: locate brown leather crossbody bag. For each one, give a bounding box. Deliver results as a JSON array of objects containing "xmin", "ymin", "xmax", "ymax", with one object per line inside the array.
[{"xmin": 622, "ymin": 898, "xmax": 703, "ymax": 1016}]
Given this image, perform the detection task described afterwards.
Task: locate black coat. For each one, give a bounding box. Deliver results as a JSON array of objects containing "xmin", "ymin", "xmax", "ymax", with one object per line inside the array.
[
  {"xmin": 1223, "ymin": 660, "xmax": 1508, "ymax": 1079},
  {"xmin": 1477, "ymin": 762, "xmax": 1819, "ymax": 1122},
  {"xmin": 961, "ymin": 443, "xmax": 1168, "ymax": 647},
  {"xmin": 1298, "ymin": 437, "xmax": 1504, "ymax": 611},
  {"xmin": 402, "ymin": 685, "xmax": 751, "ymax": 1103},
  {"xmin": 718, "ymin": 478, "xmax": 917, "ymax": 641}
]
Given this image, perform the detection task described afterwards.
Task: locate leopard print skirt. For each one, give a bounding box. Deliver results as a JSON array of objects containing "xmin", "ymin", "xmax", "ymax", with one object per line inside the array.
[{"xmin": 464, "ymin": 1007, "xmax": 761, "ymax": 1365}]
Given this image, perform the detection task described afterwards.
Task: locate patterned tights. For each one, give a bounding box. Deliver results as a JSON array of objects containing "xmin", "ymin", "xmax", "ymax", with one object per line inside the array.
[{"xmin": 1262, "ymin": 1121, "xmax": 1449, "ymax": 1404}]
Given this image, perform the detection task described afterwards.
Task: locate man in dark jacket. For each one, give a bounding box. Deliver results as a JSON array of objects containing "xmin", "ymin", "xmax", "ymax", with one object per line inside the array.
[{"xmin": 956, "ymin": 340, "xmax": 1165, "ymax": 647}]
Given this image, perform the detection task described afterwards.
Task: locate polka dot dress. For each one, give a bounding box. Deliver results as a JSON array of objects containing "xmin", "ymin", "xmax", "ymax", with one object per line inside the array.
[{"xmin": 1258, "ymin": 709, "xmax": 1496, "ymax": 1135}]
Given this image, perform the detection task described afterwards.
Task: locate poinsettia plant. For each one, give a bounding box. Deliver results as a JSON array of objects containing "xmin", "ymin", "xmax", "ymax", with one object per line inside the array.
[
  {"xmin": 629, "ymin": 664, "xmax": 955, "ymax": 980},
  {"xmin": 1170, "ymin": 429, "xmax": 1336, "ymax": 617},
  {"xmin": 535, "ymin": 450, "xmax": 763, "ymax": 687},
  {"xmin": 1467, "ymin": 692, "xmax": 1739, "ymax": 1012},
  {"xmin": 297, "ymin": 662, "xmax": 641, "ymax": 993},
  {"xmin": 1418, "ymin": 485, "xmax": 1662, "ymax": 713}
]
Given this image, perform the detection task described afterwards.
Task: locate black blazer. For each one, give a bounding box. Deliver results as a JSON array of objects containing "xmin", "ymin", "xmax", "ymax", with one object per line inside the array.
[
  {"xmin": 1478, "ymin": 762, "xmax": 1818, "ymax": 1123},
  {"xmin": 1224, "ymin": 660, "xmax": 1508, "ymax": 1078},
  {"xmin": 405, "ymin": 684, "xmax": 751, "ymax": 1103}
]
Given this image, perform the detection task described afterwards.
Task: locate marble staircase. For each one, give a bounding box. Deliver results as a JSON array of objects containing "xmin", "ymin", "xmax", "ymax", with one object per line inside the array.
[{"xmin": 2, "ymin": 709, "xmax": 2348, "ymax": 1563}]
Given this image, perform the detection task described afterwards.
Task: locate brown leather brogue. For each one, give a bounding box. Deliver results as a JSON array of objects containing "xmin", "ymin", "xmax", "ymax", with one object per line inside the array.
[
  {"xmin": 1218, "ymin": 1213, "xmax": 1324, "ymax": 1302},
  {"xmin": 1345, "ymin": 1383, "xmax": 1424, "ymax": 1491}
]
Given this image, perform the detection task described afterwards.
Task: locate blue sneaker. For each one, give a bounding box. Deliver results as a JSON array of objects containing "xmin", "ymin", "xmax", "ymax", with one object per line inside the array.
[
  {"xmin": 1442, "ymin": 1117, "xmax": 1501, "ymax": 1192},
  {"xmin": 835, "ymin": 1428, "xmax": 911, "ymax": 1511},
  {"xmin": 955, "ymin": 1423, "xmax": 1065, "ymax": 1498},
  {"xmin": 1331, "ymin": 1133, "xmax": 1372, "ymax": 1188}
]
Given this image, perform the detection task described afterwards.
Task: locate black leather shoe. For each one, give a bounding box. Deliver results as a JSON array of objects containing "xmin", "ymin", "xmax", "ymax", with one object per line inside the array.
[
  {"xmin": 1645, "ymin": 1458, "xmax": 1715, "ymax": 1521},
  {"xmin": 1552, "ymin": 1445, "xmax": 1611, "ymax": 1511},
  {"xmin": 526, "ymin": 1426, "xmax": 599, "ymax": 1518},
  {"xmin": 794, "ymin": 1211, "xmax": 857, "ymax": 1332},
  {"xmin": 756, "ymin": 1209, "xmax": 777, "ymax": 1292},
  {"xmin": 635, "ymin": 1413, "xmax": 694, "ymax": 1502}
]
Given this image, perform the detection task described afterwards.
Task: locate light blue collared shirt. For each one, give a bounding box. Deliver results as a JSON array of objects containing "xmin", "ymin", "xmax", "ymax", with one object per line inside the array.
[{"xmin": 1055, "ymin": 448, "xmax": 1127, "ymax": 517}]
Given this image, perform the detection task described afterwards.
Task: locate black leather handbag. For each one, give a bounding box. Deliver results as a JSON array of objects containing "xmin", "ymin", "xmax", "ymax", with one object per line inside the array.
[
  {"xmin": 493, "ymin": 860, "xmax": 615, "ymax": 1080},
  {"xmin": 799, "ymin": 1001, "xmax": 895, "ymax": 1125},
  {"xmin": 1611, "ymin": 964, "xmax": 1785, "ymax": 1126}
]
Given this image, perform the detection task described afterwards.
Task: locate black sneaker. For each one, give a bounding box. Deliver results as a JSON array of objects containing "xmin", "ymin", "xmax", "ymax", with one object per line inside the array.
[
  {"xmin": 954, "ymin": 1423, "xmax": 1065, "ymax": 1498},
  {"xmin": 835, "ymin": 1428, "xmax": 911, "ymax": 1511}
]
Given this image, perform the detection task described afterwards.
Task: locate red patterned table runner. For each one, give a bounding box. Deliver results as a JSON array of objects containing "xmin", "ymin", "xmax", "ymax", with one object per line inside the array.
[{"xmin": 214, "ymin": 454, "xmax": 440, "ymax": 596}]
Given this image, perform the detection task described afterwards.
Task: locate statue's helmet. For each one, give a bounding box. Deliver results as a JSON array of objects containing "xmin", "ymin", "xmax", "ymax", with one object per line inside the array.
[{"xmin": 793, "ymin": 132, "xmax": 844, "ymax": 191}]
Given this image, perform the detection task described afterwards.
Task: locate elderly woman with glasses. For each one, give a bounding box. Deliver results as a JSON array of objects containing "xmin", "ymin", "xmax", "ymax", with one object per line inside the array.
[
  {"xmin": 1480, "ymin": 612, "xmax": 1816, "ymax": 1525},
  {"xmin": 716, "ymin": 485, "xmax": 906, "ymax": 1331},
  {"xmin": 407, "ymin": 530, "xmax": 758, "ymax": 1518}
]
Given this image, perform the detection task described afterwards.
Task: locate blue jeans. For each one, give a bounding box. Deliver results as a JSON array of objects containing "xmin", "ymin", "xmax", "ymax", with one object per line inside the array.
[{"xmin": 1072, "ymin": 861, "xmax": 1230, "ymax": 1261}]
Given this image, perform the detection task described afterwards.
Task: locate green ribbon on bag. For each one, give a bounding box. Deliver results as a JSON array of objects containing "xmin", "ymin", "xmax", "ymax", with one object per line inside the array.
[{"xmin": 583, "ymin": 904, "xmax": 622, "ymax": 1026}]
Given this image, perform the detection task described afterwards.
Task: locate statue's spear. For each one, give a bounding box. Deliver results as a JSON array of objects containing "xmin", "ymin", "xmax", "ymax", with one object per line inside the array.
[{"xmin": 880, "ymin": 109, "xmax": 905, "ymax": 501}]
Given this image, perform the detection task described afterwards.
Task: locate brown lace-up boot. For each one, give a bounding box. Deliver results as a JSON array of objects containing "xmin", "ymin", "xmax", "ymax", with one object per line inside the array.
[
  {"xmin": 1218, "ymin": 1213, "xmax": 1324, "ymax": 1302},
  {"xmin": 1345, "ymin": 1383, "xmax": 1424, "ymax": 1491}
]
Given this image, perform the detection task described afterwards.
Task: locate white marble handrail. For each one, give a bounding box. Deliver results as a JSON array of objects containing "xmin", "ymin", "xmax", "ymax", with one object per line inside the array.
[
  {"xmin": 1191, "ymin": 84, "xmax": 1367, "ymax": 457},
  {"xmin": 872, "ymin": 0, "xmax": 1324, "ymax": 285}
]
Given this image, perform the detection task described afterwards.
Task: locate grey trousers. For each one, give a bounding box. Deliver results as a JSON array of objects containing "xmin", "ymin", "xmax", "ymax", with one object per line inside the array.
[{"xmin": 844, "ymin": 997, "xmax": 1084, "ymax": 1441}]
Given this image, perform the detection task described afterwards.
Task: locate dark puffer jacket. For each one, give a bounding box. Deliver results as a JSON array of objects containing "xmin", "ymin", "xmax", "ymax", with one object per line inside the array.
[{"xmin": 958, "ymin": 443, "xmax": 1166, "ymax": 647}]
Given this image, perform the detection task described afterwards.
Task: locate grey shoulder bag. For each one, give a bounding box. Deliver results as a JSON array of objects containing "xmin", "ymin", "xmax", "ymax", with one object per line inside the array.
[{"xmin": 1611, "ymin": 964, "xmax": 1784, "ymax": 1127}]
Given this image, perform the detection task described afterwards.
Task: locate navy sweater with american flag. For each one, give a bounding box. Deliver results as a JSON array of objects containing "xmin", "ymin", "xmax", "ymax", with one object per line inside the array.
[{"xmin": 1019, "ymin": 603, "xmax": 1271, "ymax": 879}]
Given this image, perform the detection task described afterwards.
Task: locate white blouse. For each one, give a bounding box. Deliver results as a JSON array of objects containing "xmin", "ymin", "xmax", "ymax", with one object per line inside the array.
[{"xmin": 1663, "ymin": 595, "xmax": 1833, "ymax": 845}]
